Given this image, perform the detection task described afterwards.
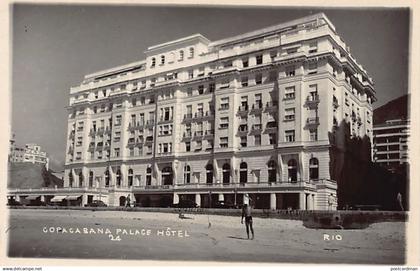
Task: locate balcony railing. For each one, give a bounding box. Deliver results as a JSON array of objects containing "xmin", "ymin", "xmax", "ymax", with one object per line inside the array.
[
  {"xmin": 251, "ymin": 102, "xmax": 263, "ymax": 111},
  {"xmin": 184, "ymin": 113, "xmax": 193, "ymax": 120},
  {"xmin": 194, "ymin": 131, "xmax": 204, "ymax": 138},
  {"xmin": 238, "ymin": 105, "xmax": 249, "ymax": 114},
  {"xmin": 204, "ymin": 129, "xmax": 214, "ymax": 136},
  {"xmin": 306, "ymin": 94, "xmax": 320, "ymax": 105},
  {"xmin": 146, "ymin": 120, "xmax": 155, "ymax": 126},
  {"xmin": 251, "ymin": 124, "xmax": 262, "ymax": 131},
  {"xmin": 237, "ymin": 126, "xmax": 248, "ymax": 135},
  {"xmin": 183, "ymin": 132, "xmax": 192, "ymax": 139},
  {"xmin": 266, "ymin": 122, "xmax": 278, "ymax": 130},
  {"xmin": 266, "ymin": 101, "xmax": 278, "ymax": 111},
  {"xmin": 306, "ymin": 117, "xmax": 320, "ymax": 126}
]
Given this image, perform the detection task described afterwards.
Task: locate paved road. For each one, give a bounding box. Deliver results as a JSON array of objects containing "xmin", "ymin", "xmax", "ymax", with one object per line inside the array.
[{"xmin": 7, "ymin": 209, "xmax": 405, "ymax": 263}]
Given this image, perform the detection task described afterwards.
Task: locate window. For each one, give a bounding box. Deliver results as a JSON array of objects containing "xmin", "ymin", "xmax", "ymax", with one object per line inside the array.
[
  {"xmin": 268, "ymin": 160, "xmax": 277, "ymax": 183},
  {"xmin": 105, "ymin": 170, "xmax": 110, "ymax": 187},
  {"xmin": 220, "ymin": 97, "xmax": 229, "ymax": 110},
  {"xmin": 184, "ymin": 165, "xmax": 191, "ymax": 184},
  {"xmin": 240, "ymin": 162, "xmax": 247, "ymax": 183},
  {"xmin": 195, "ymin": 140, "xmax": 202, "ymax": 151},
  {"xmin": 160, "ymin": 55, "xmax": 165, "ymax": 65},
  {"xmin": 179, "ymin": 50, "xmax": 184, "ymax": 61},
  {"xmin": 76, "ymin": 152, "xmax": 82, "ymax": 160},
  {"xmin": 206, "ymin": 164, "xmax": 213, "ymax": 184},
  {"xmin": 240, "ymin": 136, "xmax": 247, "ymax": 148},
  {"xmin": 256, "ymin": 54, "xmax": 263, "ymax": 65},
  {"xmin": 188, "ymin": 70, "xmax": 194, "ymax": 79},
  {"xmin": 209, "ymin": 83, "xmax": 215, "ymax": 93},
  {"xmin": 76, "ymin": 137, "xmax": 82, "ymax": 146},
  {"xmin": 116, "ymin": 169, "xmax": 121, "ymax": 187},
  {"xmin": 255, "ymin": 93, "xmax": 262, "ymax": 109},
  {"xmin": 308, "ymin": 62, "xmax": 317, "ymax": 75},
  {"xmin": 269, "ymin": 133, "xmax": 277, "ymax": 145},
  {"xmin": 114, "ymin": 148, "xmax": 120, "ymax": 157},
  {"xmin": 242, "ymin": 58, "xmax": 249, "ymax": 68},
  {"xmin": 93, "ymin": 106, "xmax": 97, "ymax": 114},
  {"xmin": 285, "ymin": 86, "xmax": 295, "ymax": 99},
  {"xmin": 185, "ymin": 141, "xmax": 191, "ymax": 152},
  {"xmin": 241, "ymin": 76, "xmax": 248, "ymax": 87},
  {"xmin": 284, "ymin": 66, "xmax": 296, "ymax": 78},
  {"xmin": 128, "ymin": 169, "xmax": 134, "ymax": 187},
  {"xmin": 151, "ymin": 57, "xmax": 156, "ymax": 68},
  {"xmin": 309, "ymin": 158, "xmax": 319, "ymax": 180},
  {"xmin": 220, "ymin": 79, "xmax": 230, "ymax": 89},
  {"xmin": 270, "ymin": 50, "xmax": 277, "ymax": 61},
  {"xmin": 309, "ymin": 41, "xmax": 318, "ymax": 53},
  {"xmin": 78, "ymin": 172, "xmax": 84, "ymax": 187},
  {"xmin": 198, "ymin": 85, "xmax": 204, "ymax": 95},
  {"xmin": 222, "ymin": 163, "xmax": 230, "ymax": 184},
  {"xmin": 285, "ymin": 130, "xmax": 295, "ymax": 142},
  {"xmin": 146, "ymin": 167, "xmax": 152, "ymax": 185},
  {"xmin": 220, "ymin": 137, "xmax": 228, "ymax": 148},
  {"xmin": 288, "ymin": 159, "xmax": 298, "ymax": 183},
  {"xmin": 89, "ymin": 171, "xmax": 94, "ymax": 187},
  {"xmin": 285, "ymin": 108, "xmax": 295, "ymax": 121},
  {"xmin": 255, "ymin": 73, "xmax": 263, "ymax": 85},
  {"xmin": 286, "ymin": 47, "xmax": 298, "ymax": 54},
  {"xmin": 198, "ymin": 67, "xmax": 205, "ymax": 77},
  {"xmin": 129, "ymin": 148, "xmax": 135, "ymax": 156},
  {"xmin": 189, "ymin": 47, "xmax": 194, "ymax": 58},
  {"xmin": 162, "ymin": 166, "xmax": 173, "ymax": 185},
  {"xmin": 254, "ymin": 135, "xmax": 261, "ymax": 146},
  {"xmin": 115, "ymin": 115, "xmax": 122, "ymax": 126},
  {"xmin": 220, "ymin": 117, "xmax": 229, "ymax": 129},
  {"xmin": 310, "ymin": 129, "xmax": 318, "ymax": 141}
]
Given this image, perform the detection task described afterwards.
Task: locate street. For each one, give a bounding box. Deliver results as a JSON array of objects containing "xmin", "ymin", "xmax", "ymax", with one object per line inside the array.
[{"xmin": 7, "ymin": 209, "xmax": 405, "ymax": 264}]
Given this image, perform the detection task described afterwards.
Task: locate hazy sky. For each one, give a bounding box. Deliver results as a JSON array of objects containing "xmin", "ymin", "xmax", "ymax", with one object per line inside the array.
[{"xmin": 11, "ymin": 5, "xmax": 409, "ymax": 171}]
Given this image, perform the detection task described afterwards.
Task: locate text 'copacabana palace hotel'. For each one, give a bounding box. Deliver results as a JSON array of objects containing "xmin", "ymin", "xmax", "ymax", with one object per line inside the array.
[{"xmin": 30, "ymin": 13, "xmax": 378, "ymax": 209}]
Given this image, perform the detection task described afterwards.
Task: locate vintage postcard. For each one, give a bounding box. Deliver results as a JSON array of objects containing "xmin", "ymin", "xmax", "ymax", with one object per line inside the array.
[{"xmin": 1, "ymin": 0, "xmax": 419, "ymax": 269}]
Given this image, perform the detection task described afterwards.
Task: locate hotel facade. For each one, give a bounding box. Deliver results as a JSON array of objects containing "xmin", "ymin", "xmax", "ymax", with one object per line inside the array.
[{"xmin": 51, "ymin": 13, "xmax": 375, "ymax": 209}]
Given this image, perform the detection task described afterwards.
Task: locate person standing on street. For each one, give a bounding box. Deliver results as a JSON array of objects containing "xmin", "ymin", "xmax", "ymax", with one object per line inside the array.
[{"xmin": 241, "ymin": 202, "xmax": 254, "ymax": 240}]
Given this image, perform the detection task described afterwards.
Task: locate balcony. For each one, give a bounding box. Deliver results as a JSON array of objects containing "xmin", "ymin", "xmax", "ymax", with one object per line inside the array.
[
  {"xmin": 306, "ymin": 94, "xmax": 319, "ymax": 107},
  {"xmin": 88, "ymin": 143, "xmax": 95, "ymax": 150},
  {"xmin": 159, "ymin": 117, "xmax": 173, "ymax": 123},
  {"xmin": 194, "ymin": 111, "xmax": 205, "ymax": 119},
  {"xmin": 127, "ymin": 139, "xmax": 136, "ymax": 147},
  {"xmin": 146, "ymin": 120, "xmax": 155, "ymax": 127},
  {"xmin": 306, "ymin": 117, "xmax": 320, "ymax": 126},
  {"xmin": 251, "ymin": 102, "xmax": 263, "ymax": 112},
  {"xmin": 237, "ymin": 105, "xmax": 249, "ymax": 115},
  {"xmin": 136, "ymin": 139, "xmax": 144, "ymax": 146},
  {"xmin": 184, "ymin": 113, "xmax": 193, "ymax": 121},
  {"xmin": 265, "ymin": 121, "xmax": 278, "ymax": 132},
  {"xmin": 96, "ymin": 143, "xmax": 104, "ymax": 150},
  {"xmin": 265, "ymin": 101, "xmax": 278, "ymax": 112},
  {"xmin": 183, "ymin": 132, "xmax": 192, "ymax": 139},
  {"xmin": 145, "ymin": 136, "xmax": 154, "ymax": 145},
  {"xmin": 251, "ymin": 124, "xmax": 262, "ymax": 132},
  {"xmin": 193, "ymin": 131, "xmax": 204, "ymax": 139},
  {"xmin": 204, "ymin": 129, "xmax": 214, "ymax": 137},
  {"xmin": 237, "ymin": 125, "xmax": 248, "ymax": 135},
  {"xmin": 89, "ymin": 129, "xmax": 96, "ymax": 136}
]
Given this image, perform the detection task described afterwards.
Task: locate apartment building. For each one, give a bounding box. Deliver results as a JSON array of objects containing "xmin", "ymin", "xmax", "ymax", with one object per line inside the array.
[
  {"xmin": 373, "ymin": 119, "xmax": 409, "ymax": 173},
  {"xmin": 61, "ymin": 13, "xmax": 375, "ymax": 209},
  {"xmin": 9, "ymin": 142, "xmax": 49, "ymax": 170}
]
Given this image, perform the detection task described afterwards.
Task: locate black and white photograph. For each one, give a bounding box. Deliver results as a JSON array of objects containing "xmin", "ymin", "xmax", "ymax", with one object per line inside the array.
[{"xmin": 2, "ymin": 1, "xmax": 419, "ymax": 269}]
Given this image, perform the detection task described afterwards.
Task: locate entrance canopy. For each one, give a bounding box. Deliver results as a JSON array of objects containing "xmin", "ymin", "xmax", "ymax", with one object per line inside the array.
[{"xmin": 50, "ymin": 195, "xmax": 67, "ymax": 202}]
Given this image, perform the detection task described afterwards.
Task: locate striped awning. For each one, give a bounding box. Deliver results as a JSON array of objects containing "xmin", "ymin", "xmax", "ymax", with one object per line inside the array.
[
  {"xmin": 65, "ymin": 195, "xmax": 81, "ymax": 201},
  {"xmin": 24, "ymin": 195, "xmax": 40, "ymax": 200},
  {"xmin": 50, "ymin": 195, "xmax": 67, "ymax": 202}
]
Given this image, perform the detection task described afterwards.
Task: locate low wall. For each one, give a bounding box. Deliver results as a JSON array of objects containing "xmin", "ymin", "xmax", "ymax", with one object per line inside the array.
[{"xmin": 8, "ymin": 206, "xmax": 407, "ymax": 228}]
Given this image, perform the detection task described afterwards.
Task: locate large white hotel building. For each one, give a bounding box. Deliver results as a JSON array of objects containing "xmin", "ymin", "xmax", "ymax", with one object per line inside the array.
[{"xmin": 62, "ymin": 13, "xmax": 375, "ymax": 210}]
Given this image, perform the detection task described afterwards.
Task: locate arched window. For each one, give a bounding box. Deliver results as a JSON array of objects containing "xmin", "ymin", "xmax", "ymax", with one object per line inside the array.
[
  {"xmin": 288, "ymin": 159, "xmax": 298, "ymax": 183},
  {"xmin": 151, "ymin": 57, "xmax": 156, "ymax": 67},
  {"xmin": 268, "ymin": 160, "xmax": 277, "ymax": 183},
  {"xmin": 184, "ymin": 165, "xmax": 191, "ymax": 184},
  {"xmin": 309, "ymin": 158, "xmax": 319, "ymax": 180},
  {"xmin": 128, "ymin": 169, "xmax": 133, "ymax": 187},
  {"xmin": 162, "ymin": 166, "xmax": 173, "ymax": 185},
  {"xmin": 169, "ymin": 52, "xmax": 175, "ymax": 63},
  {"xmin": 161, "ymin": 55, "xmax": 165, "ymax": 65},
  {"xmin": 116, "ymin": 169, "xmax": 122, "ymax": 187},
  {"xmin": 69, "ymin": 172, "xmax": 74, "ymax": 187},
  {"xmin": 89, "ymin": 171, "xmax": 93, "ymax": 187},
  {"xmin": 179, "ymin": 50, "xmax": 184, "ymax": 61},
  {"xmin": 222, "ymin": 163, "xmax": 230, "ymax": 184},
  {"xmin": 105, "ymin": 169, "xmax": 110, "ymax": 187},
  {"xmin": 240, "ymin": 162, "xmax": 247, "ymax": 183},
  {"xmin": 206, "ymin": 164, "xmax": 213, "ymax": 184},
  {"xmin": 189, "ymin": 47, "xmax": 194, "ymax": 58},
  {"xmin": 78, "ymin": 172, "xmax": 84, "ymax": 187},
  {"xmin": 146, "ymin": 167, "xmax": 152, "ymax": 186}
]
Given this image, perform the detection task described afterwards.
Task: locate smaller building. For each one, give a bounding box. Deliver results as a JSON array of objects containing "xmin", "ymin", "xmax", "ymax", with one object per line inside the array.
[
  {"xmin": 9, "ymin": 142, "xmax": 50, "ymax": 170},
  {"xmin": 372, "ymin": 118, "xmax": 409, "ymax": 173}
]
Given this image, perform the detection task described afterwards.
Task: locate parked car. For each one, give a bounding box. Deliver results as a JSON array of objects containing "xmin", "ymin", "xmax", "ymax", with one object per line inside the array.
[
  {"xmin": 7, "ymin": 199, "xmax": 22, "ymax": 206},
  {"xmin": 172, "ymin": 199, "xmax": 198, "ymax": 208},
  {"xmin": 212, "ymin": 201, "xmax": 237, "ymax": 209},
  {"xmin": 85, "ymin": 200, "xmax": 107, "ymax": 207}
]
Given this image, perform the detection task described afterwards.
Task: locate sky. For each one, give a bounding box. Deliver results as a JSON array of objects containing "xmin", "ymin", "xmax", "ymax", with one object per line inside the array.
[{"xmin": 11, "ymin": 4, "xmax": 410, "ymax": 171}]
